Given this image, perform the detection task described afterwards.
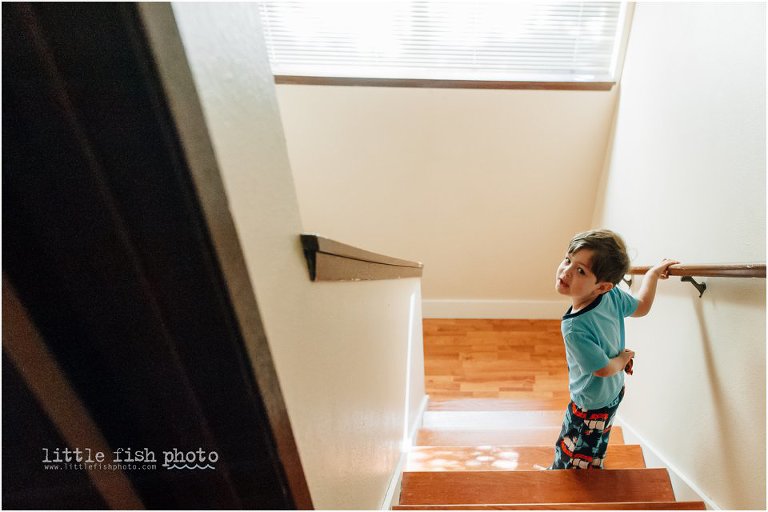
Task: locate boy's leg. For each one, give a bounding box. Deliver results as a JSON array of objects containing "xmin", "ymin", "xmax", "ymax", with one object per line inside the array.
[
  {"xmin": 590, "ymin": 387, "xmax": 625, "ymax": 467},
  {"xmin": 579, "ymin": 404, "xmax": 619, "ymax": 468},
  {"xmin": 551, "ymin": 388, "xmax": 624, "ymax": 469},
  {"xmin": 550, "ymin": 402, "xmax": 581, "ymax": 469}
]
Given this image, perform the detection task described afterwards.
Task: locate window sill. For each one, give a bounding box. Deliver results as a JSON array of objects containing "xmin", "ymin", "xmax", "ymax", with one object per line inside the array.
[{"xmin": 275, "ymin": 75, "xmax": 614, "ymax": 91}]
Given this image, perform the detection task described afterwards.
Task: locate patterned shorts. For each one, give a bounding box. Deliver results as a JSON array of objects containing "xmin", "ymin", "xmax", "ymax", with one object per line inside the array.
[{"xmin": 550, "ymin": 387, "xmax": 624, "ymax": 469}]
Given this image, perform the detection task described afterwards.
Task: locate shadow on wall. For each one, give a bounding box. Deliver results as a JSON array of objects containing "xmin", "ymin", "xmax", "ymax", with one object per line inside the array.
[
  {"xmin": 692, "ymin": 277, "xmax": 765, "ymax": 504},
  {"xmin": 693, "ymin": 299, "xmax": 738, "ymax": 494}
]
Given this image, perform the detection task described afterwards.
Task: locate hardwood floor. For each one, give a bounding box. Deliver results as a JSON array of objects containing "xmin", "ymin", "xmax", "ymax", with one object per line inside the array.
[{"xmin": 423, "ymin": 319, "xmax": 569, "ymax": 406}]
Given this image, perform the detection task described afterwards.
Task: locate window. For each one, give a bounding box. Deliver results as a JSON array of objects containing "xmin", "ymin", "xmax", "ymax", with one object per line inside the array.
[{"xmin": 257, "ymin": 1, "xmax": 629, "ymax": 89}]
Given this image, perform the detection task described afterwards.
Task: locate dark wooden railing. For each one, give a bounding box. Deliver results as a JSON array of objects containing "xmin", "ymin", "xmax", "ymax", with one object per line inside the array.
[
  {"xmin": 627, "ymin": 263, "xmax": 764, "ymax": 297},
  {"xmin": 628, "ymin": 263, "xmax": 765, "ymax": 278}
]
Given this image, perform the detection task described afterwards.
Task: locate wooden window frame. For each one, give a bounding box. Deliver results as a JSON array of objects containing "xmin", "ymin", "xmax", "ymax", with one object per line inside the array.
[{"xmin": 275, "ymin": 76, "xmax": 615, "ymax": 91}]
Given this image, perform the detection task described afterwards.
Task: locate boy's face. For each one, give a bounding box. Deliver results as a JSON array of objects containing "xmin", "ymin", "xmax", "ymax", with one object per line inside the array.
[{"xmin": 555, "ymin": 249, "xmax": 613, "ymax": 304}]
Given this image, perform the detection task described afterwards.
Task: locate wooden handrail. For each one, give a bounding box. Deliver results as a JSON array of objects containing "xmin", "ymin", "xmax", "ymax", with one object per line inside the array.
[
  {"xmin": 300, "ymin": 234, "xmax": 423, "ymax": 281},
  {"xmin": 628, "ymin": 263, "xmax": 765, "ymax": 278}
]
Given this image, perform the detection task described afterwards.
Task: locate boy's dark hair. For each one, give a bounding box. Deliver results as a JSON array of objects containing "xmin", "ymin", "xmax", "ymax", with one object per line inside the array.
[{"xmin": 567, "ymin": 229, "xmax": 631, "ymax": 285}]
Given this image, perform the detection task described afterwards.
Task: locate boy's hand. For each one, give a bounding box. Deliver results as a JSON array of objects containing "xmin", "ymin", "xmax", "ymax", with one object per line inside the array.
[
  {"xmin": 622, "ymin": 349, "xmax": 635, "ymax": 375},
  {"xmin": 595, "ymin": 349, "xmax": 636, "ymax": 378},
  {"xmin": 632, "ymin": 259, "xmax": 680, "ymax": 317},
  {"xmin": 649, "ymin": 259, "xmax": 680, "ymax": 280}
]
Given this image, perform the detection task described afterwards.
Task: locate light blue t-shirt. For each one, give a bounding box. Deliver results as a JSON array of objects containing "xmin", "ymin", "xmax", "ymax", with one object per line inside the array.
[{"xmin": 561, "ymin": 286, "xmax": 639, "ymax": 410}]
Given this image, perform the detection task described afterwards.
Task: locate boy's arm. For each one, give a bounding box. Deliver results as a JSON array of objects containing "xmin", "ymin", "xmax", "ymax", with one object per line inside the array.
[
  {"xmin": 631, "ymin": 259, "xmax": 680, "ymax": 317},
  {"xmin": 593, "ymin": 349, "xmax": 635, "ymax": 377}
]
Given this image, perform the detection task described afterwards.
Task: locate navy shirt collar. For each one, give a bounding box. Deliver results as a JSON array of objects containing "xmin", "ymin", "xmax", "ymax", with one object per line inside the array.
[{"xmin": 563, "ymin": 292, "xmax": 604, "ymax": 319}]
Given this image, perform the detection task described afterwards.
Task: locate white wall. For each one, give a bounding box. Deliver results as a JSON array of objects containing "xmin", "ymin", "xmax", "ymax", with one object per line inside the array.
[
  {"xmin": 594, "ymin": 3, "xmax": 765, "ymax": 509},
  {"xmin": 277, "ymin": 85, "xmax": 618, "ymax": 318},
  {"xmin": 169, "ymin": 4, "xmax": 426, "ymax": 509}
]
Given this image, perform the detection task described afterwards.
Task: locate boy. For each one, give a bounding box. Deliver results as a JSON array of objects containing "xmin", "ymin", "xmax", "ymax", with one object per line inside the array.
[{"xmin": 550, "ymin": 229, "xmax": 677, "ymax": 469}]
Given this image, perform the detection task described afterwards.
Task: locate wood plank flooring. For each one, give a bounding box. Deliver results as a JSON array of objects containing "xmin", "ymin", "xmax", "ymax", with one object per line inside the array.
[{"xmin": 423, "ymin": 319, "xmax": 569, "ymax": 404}]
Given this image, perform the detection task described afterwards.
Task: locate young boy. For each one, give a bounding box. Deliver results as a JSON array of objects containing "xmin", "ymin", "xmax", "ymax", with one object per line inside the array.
[{"xmin": 550, "ymin": 229, "xmax": 678, "ymax": 469}]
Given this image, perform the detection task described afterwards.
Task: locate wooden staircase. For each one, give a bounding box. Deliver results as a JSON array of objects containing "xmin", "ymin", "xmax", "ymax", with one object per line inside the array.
[{"xmin": 394, "ymin": 399, "xmax": 706, "ymax": 510}]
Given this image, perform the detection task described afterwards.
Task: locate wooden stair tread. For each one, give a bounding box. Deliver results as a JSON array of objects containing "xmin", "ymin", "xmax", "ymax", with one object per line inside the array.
[
  {"xmin": 399, "ymin": 469, "xmax": 675, "ymax": 505},
  {"xmin": 428, "ymin": 398, "xmax": 570, "ymax": 412},
  {"xmin": 394, "ymin": 501, "xmax": 707, "ymax": 510},
  {"xmin": 416, "ymin": 426, "xmax": 625, "ymax": 446},
  {"xmin": 405, "ymin": 445, "xmax": 645, "ymax": 471},
  {"xmin": 423, "ymin": 410, "xmax": 565, "ymax": 429}
]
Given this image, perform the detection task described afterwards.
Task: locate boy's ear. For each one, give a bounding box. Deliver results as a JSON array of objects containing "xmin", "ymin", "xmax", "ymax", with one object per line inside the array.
[{"xmin": 597, "ymin": 282, "xmax": 614, "ymax": 295}]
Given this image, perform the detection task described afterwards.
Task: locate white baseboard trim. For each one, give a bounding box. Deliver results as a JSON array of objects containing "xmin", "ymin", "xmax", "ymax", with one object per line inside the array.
[
  {"xmin": 381, "ymin": 395, "xmax": 430, "ymax": 510},
  {"xmin": 616, "ymin": 414, "xmax": 720, "ymax": 510},
  {"xmin": 422, "ymin": 300, "xmax": 569, "ymax": 319}
]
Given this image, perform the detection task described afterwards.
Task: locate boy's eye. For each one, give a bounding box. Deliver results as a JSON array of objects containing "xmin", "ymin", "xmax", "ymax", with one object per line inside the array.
[{"xmin": 577, "ymin": 268, "xmax": 585, "ymax": 275}]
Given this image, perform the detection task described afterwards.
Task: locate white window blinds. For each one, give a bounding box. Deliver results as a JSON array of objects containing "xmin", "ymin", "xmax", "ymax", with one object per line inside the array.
[{"xmin": 257, "ymin": 1, "xmax": 627, "ymax": 83}]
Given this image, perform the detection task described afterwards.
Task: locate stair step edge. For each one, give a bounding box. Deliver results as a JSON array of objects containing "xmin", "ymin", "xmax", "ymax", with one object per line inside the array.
[
  {"xmin": 399, "ymin": 468, "xmax": 675, "ymax": 506},
  {"xmin": 393, "ymin": 501, "xmax": 707, "ymax": 510},
  {"xmin": 416, "ymin": 426, "xmax": 625, "ymax": 446},
  {"xmin": 423, "ymin": 410, "xmax": 565, "ymax": 429},
  {"xmin": 427, "ymin": 398, "xmax": 570, "ymax": 412},
  {"xmin": 405, "ymin": 444, "xmax": 646, "ymax": 471}
]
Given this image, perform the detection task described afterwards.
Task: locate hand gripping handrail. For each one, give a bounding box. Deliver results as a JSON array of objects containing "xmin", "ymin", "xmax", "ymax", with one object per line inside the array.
[{"xmin": 626, "ymin": 263, "xmax": 766, "ymax": 297}]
